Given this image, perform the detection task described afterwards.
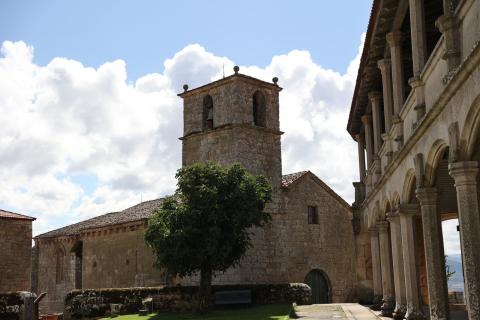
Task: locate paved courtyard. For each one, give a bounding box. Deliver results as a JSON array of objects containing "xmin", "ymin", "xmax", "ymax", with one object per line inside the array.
[{"xmin": 295, "ymin": 304, "xmax": 380, "ymax": 319}]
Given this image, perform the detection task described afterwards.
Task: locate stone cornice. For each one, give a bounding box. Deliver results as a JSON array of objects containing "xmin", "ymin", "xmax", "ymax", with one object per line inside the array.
[{"xmin": 180, "ymin": 123, "xmax": 284, "ymax": 140}]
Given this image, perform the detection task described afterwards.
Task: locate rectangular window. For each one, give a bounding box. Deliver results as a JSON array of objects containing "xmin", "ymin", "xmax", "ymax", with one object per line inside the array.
[{"xmin": 308, "ymin": 206, "xmax": 318, "ymax": 224}]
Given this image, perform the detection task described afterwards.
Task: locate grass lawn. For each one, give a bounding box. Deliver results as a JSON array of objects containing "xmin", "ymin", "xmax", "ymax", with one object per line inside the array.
[{"xmin": 98, "ymin": 304, "xmax": 292, "ymax": 320}]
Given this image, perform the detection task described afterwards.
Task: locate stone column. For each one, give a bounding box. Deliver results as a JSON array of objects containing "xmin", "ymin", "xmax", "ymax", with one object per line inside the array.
[
  {"xmin": 369, "ymin": 92, "xmax": 383, "ymax": 156},
  {"xmin": 356, "ymin": 133, "xmax": 367, "ymax": 180},
  {"xmin": 370, "ymin": 227, "xmax": 383, "ymax": 310},
  {"xmin": 386, "ymin": 211, "xmax": 407, "ymax": 319},
  {"xmin": 416, "ymin": 188, "xmax": 449, "ymax": 320},
  {"xmin": 409, "ymin": 0, "xmax": 428, "ymax": 121},
  {"xmin": 378, "ymin": 221, "xmax": 395, "ymax": 317},
  {"xmin": 378, "ymin": 59, "xmax": 394, "ymax": 134},
  {"xmin": 449, "ymin": 161, "xmax": 480, "ymax": 320},
  {"xmin": 362, "ymin": 115, "xmax": 374, "ymax": 168},
  {"xmin": 409, "ymin": 0, "xmax": 427, "ymax": 78},
  {"xmin": 399, "ymin": 204, "xmax": 425, "ymax": 320},
  {"xmin": 386, "ymin": 31, "xmax": 405, "ymax": 116}
]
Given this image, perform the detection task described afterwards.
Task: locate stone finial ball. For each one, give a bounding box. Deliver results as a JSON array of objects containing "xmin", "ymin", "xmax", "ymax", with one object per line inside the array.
[
  {"xmin": 233, "ymin": 66, "xmax": 240, "ymax": 74},
  {"xmin": 183, "ymin": 84, "xmax": 189, "ymax": 92},
  {"xmin": 272, "ymin": 77, "xmax": 279, "ymax": 85}
]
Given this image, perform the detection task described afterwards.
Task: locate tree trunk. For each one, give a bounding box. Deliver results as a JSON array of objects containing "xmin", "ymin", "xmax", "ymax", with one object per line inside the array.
[{"xmin": 196, "ymin": 268, "xmax": 213, "ymax": 314}]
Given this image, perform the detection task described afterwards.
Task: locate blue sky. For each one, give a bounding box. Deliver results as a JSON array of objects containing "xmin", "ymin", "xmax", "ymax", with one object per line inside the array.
[{"xmin": 1, "ymin": 0, "xmax": 371, "ymax": 79}]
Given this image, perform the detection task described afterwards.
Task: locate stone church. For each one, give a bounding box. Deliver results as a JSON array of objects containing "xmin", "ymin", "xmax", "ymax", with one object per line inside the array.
[{"xmin": 33, "ymin": 68, "xmax": 367, "ymax": 313}]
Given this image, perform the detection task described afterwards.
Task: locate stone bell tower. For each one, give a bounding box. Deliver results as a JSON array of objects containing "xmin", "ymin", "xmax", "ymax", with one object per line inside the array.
[{"xmin": 178, "ymin": 66, "xmax": 283, "ymax": 211}]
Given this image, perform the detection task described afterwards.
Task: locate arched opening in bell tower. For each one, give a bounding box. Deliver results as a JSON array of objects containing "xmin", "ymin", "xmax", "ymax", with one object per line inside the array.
[
  {"xmin": 203, "ymin": 94, "xmax": 214, "ymax": 130},
  {"xmin": 253, "ymin": 90, "xmax": 266, "ymax": 127}
]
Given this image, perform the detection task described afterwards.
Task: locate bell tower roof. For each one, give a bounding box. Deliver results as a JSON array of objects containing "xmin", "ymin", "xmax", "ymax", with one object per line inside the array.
[{"xmin": 178, "ymin": 67, "xmax": 282, "ymax": 98}]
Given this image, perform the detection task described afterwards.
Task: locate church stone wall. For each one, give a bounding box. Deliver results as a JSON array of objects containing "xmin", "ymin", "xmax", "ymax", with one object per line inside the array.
[
  {"xmin": 82, "ymin": 225, "xmax": 164, "ymax": 289},
  {"xmin": 0, "ymin": 219, "xmax": 33, "ymax": 292},
  {"xmin": 275, "ymin": 176, "xmax": 356, "ymax": 302},
  {"xmin": 36, "ymin": 239, "xmax": 75, "ymax": 314},
  {"xmin": 36, "ymin": 223, "xmax": 165, "ymax": 314},
  {"xmin": 181, "ymin": 175, "xmax": 357, "ymax": 303}
]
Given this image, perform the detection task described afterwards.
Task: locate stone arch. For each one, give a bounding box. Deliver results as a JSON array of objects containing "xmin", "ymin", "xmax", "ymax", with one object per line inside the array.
[
  {"xmin": 401, "ymin": 168, "xmax": 417, "ymax": 203},
  {"xmin": 461, "ymin": 94, "xmax": 480, "ymax": 160},
  {"xmin": 252, "ymin": 90, "xmax": 266, "ymax": 127},
  {"xmin": 304, "ymin": 269, "xmax": 332, "ymax": 304},
  {"xmin": 424, "ymin": 139, "xmax": 449, "ymax": 187},
  {"xmin": 203, "ymin": 94, "xmax": 214, "ymax": 130},
  {"xmin": 71, "ymin": 240, "xmax": 83, "ymax": 289},
  {"xmin": 381, "ymin": 197, "xmax": 391, "ymax": 217},
  {"xmin": 391, "ymin": 192, "xmax": 400, "ymax": 210}
]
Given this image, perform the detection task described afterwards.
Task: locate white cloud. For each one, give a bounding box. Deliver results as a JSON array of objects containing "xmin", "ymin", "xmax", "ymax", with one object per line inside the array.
[
  {"xmin": 0, "ymin": 38, "xmax": 364, "ymax": 236},
  {"xmin": 442, "ymin": 219, "xmax": 462, "ymax": 255}
]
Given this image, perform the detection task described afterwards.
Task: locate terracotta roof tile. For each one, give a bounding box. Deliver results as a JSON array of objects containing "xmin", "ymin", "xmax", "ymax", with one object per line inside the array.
[
  {"xmin": 281, "ymin": 171, "xmax": 309, "ymax": 187},
  {"xmin": 35, "ymin": 198, "xmax": 164, "ymax": 239},
  {"xmin": 0, "ymin": 209, "xmax": 36, "ymax": 221}
]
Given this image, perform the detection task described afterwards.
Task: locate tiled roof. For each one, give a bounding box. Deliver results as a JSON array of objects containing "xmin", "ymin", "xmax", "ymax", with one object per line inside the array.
[
  {"xmin": 282, "ymin": 171, "xmax": 351, "ymax": 211},
  {"xmin": 282, "ymin": 171, "xmax": 309, "ymax": 187},
  {"xmin": 35, "ymin": 198, "xmax": 164, "ymax": 239},
  {"xmin": 0, "ymin": 209, "xmax": 36, "ymax": 221}
]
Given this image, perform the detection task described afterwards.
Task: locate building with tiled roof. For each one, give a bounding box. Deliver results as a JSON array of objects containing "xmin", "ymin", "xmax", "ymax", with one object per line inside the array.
[
  {"xmin": 35, "ymin": 68, "xmax": 357, "ymax": 314},
  {"xmin": 0, "ymin": 209, "xmax": 35, "ymax": 292},
  {"xmin": 0, "ymin": 209, "xmax": 36, "ymax": 221}
]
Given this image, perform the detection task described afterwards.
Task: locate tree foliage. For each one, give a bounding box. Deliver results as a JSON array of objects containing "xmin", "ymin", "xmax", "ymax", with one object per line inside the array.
[{"xmin": 144, "ymin": 162, "xmax": 272, "ymax": 313}]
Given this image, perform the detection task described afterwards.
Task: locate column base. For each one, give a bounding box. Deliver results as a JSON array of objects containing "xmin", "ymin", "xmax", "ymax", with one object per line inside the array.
[
  {"xmin": 392, "ymin": 304, "xmax": 406, "ymax": 320},
  {"xmin": 404, "ymin": 309, "xmax": 426, "ymax": 320},
  {"xmin": 381, "ymin": 297, "xmax": 395, "ymax": 317},
  {"xmin": 371, "ymin": 295, "xmax": 383, "ymax": 311}
]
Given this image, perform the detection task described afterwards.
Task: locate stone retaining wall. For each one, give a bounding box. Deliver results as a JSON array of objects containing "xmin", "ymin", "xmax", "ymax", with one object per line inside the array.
[
  {"xmin": 0, "ymin": 291, "xmax": 36, "ymax": 320},
  {"xmin": 64, "ymin": 283, "xmax": 311, "ymax": 319}
]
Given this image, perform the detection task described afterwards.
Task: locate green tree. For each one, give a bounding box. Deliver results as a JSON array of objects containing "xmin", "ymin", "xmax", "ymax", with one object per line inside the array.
[{"xmin": 144, "ymin": 162, "xmax": 272, "ymax": 314}]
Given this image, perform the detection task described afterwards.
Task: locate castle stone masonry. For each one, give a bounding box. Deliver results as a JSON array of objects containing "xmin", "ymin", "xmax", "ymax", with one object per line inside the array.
[
  {"xmin": 33, "ymin": 69, "xmax": 360, "ymax": 314},
  {"xmin": 348, "ymin": 0, "xmax": 480, "ymax": 319}
]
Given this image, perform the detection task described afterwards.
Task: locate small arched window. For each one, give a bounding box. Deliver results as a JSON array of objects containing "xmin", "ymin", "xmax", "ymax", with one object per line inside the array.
[
  {"xmin": 55, "ymin": 246, "xmax": 65, "ymax": 283},
  {"xmin": 253, "ymin": 91, "xmax": 266, "ymax": 127},
  {"xmin": 203, "ymin": 95, "xmax": 214, "ymax": 130}
]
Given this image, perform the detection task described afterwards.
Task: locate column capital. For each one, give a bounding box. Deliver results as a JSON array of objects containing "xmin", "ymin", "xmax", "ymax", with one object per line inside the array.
[
  {"xmin": 368, "ymin": 91, "xmax": 383, "ymax": 102},
  {"xmin": 449, "ymin": 161, "xmax": 479, "ymax": 186},
  {"xmin": 435, "ymin": 14, "xmax": 459, "ymax": 33},
  {"xmin": 416, "ymin": 187, "xmax": 438, "ymax": 205},
  {"xmin": 386, "ymin": 31, "xmax": 404, "ymax": 47},
  {"xmin": 398, "ymin": 203, "xmax": 420, "ymax": 216},
  {"xmin": 392, "ymin": 115, "xmax": 402, "ymax": 124},
  {"xmin": 369, "ymin": 226, "xmax": 379, "ymax": 234},
  {"xmin": 377, "ymin": 58, "xmax": 392, "ymax": 72},
  {"xmin": 361, "ymin": 114, "xmax": 372, "ymax": 124},
  {"xmin": 386, "ymin": 211, "xmax": 400, "ymax": 222},
  {"xmin": 377, "ymin": 221, "xmax": 389, "ymax": 232},
  {"xmin": 408, "ymin": 76, "xmax": 424, "ymax": 89},
  {"xmin": 355, "ymin": 132, "xmax": 364, "ymax": 142}
]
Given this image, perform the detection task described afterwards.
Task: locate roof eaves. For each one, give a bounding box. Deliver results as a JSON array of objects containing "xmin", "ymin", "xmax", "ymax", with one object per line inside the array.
[{"xmin": 347, "ymin": 0, "xmax": 379, "ymax": 137}]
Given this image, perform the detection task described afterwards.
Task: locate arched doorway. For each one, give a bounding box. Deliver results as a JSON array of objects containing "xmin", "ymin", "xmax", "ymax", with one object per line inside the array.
[
  {"xmin": 304, "ymin": 269, "xmax": 330, "ymax": 304},
  {"xmin": 71, "ymin": 241, "xmax": 83, "ymax": 289}
]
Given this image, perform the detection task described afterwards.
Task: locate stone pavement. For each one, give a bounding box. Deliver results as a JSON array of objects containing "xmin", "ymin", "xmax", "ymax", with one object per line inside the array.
[{"xmin": 295, "ymin": 303, "xmax": 381, "ymax": 319}]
